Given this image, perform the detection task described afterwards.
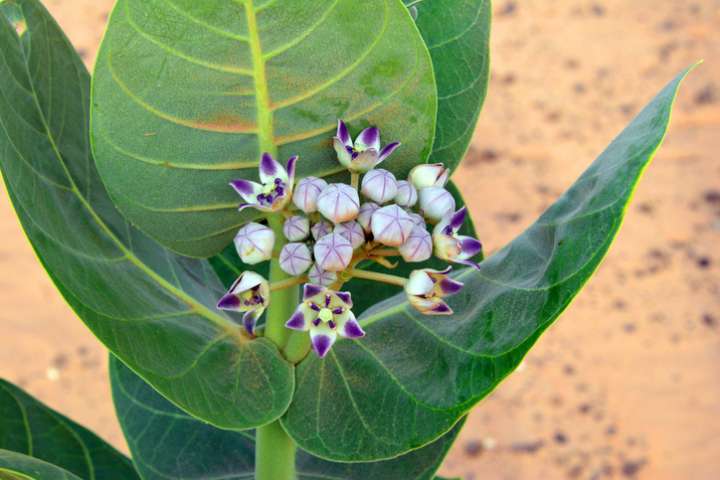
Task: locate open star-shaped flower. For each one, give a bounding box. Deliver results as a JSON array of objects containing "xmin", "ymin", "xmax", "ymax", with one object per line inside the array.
[
  {"xmin": 333, "ymin": 120, "xmax": 400, "ymax": 173},
  {"xmin": 230, "ymin": 153, "xmax": 297, "ymax": 212},
  {"xmin": 433, "ymin": 207, "xmax": 483, "ymax": 269},
  {"xmin": 285, "ymin": 285, "xmax": 365, "ymax": 357}
]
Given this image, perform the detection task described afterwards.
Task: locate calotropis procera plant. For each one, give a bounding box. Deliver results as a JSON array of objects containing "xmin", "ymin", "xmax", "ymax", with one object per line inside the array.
[{"xmin": 0, "ymin": 1, "xmax": 697, "ymax": 479}]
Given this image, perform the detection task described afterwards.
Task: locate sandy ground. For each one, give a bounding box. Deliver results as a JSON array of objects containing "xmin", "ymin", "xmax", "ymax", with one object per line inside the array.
[{"xmin": 0, "ymin": 1, "xmax": 718, "ymax": 479}]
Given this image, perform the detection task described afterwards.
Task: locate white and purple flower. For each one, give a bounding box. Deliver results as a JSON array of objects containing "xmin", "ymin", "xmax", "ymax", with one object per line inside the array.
[
  {"xmin": 333, "ymin": 120, "xmax": 401, "ymax": 173},
  {"xmin": 230, "ymin": 153, "xmax": 298, "ymax": 212},
  {"xmin": 285, "ymin": 285, "xmax": 365, "ymax": 357},
  {"xmin": 433, "ymin": 207, "xmax": 483, "ymax": 269},
  {"xmin": 405, "ymin": 268, "xmax": 464, "ymax": 315},
  {"xmin": 216, "ymin": 271, "xmax": 270, "ymax": 335}
]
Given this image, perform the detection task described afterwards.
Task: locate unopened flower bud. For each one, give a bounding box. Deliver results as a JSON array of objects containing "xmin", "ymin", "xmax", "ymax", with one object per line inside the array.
[
  {"xmin": 313, "ymin": 233, "xmax": 353, "ymax": 272},
  {"xmin": 311, "ymin": 220, "xmax": 333, "ymax": 240},
  {"xmin": 409, "ymin": 163, "xmax": 450, "ymax": 189},
  {"xmin": 419, "ymin": 186, "xmax": 456, "ymax": 223},
  {"xmin": 334, "ymin": 221, "xmax": 365, "ymax": 249},
  {"xmin": 408, "ymin": 212, "xmax": 427, "ymax": 228},
  {"xmin": 357, "ymin": 202, "xmax": 380, "ymax": 233},
  {"xmin": 399, "ymin": 226, "xmax": 432, "ymax": 262},
  {"xmin": 371, "ymin": 204, "xmax": 415, "ymax": 247},
  {"xmin": 308, "ymin": 263, "xmax": 337, "ymax": 287},
  {"xmin": 405, "ymin": 267, "xmax": 463, "ymax": 315},
  {"xmin": 361, "ymin": 169, "xmax": 398, "ymax": 204},
  {"xmin": 279, "ymin": 243, "xmax": 313, "ymax": 276},
  {"xmin": 395, "ymin": 180, "xmax": 418, "ymax": 207},
  {"xmin": 317, "ymin": 184, "xmax": 360, "ymax": 224},
  {"xmin": 293, "ymin": 176, "xmax": 328, "ymax": 213},
  {"xmin": 234, "ymin": 222, "xmax": 274, "ymax": 265},
  {"xmin": 283, "ymin": 215, "xmax": 310, "ymax": 241}
]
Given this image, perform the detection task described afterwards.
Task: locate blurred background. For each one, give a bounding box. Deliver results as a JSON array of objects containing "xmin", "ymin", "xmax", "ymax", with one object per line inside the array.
[{"xmin": 0, "ymin": 1, "xmax": 718, "ymax": 479}]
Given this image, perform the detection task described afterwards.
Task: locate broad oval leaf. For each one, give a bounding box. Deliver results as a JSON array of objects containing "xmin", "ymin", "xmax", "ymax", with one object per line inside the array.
[
  {"xmin": 91, "ymin": 0, "xmax": 437, "ymax": 257},
  {"xmin": 110, "ymin": 356, "xmax": 462, "ymax": 480},
  {"xmin": 0, "ymin": 0, "xmax": 293, "ymax": 430},
  {"xmin": 0, "ymin": 450, "xmax": 82, "ymax": 480},
  {"xmin": 281, "ymin": 67, "xmax": 695, "ymax": 461},
  {"xmin": 0, "ymin": 379, "xmax": 139, "ymax": 479},
  {"xmin": 409, "ymin": 0, "xmax": 491, "ymax": 170}
]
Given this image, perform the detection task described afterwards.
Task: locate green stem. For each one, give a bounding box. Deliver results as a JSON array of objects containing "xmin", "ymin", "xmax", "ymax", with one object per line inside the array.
[
  {"xmin": 350, "ymin": 172, "xmax": 359, "ymax": 190},
  {"xmin": 256, "ymin": 421, "xmax": 297, "ymax": 480},
  {"xmin": 349, "ymin": 268, "xmax": 408, "ymax": 286},
  {"xmin": 265, "ymin": 214, "xmax": 298, "ymax": 348},
  {"xmin": 256, "ymin": 214, "xmax": 300, "ymax": 480}
]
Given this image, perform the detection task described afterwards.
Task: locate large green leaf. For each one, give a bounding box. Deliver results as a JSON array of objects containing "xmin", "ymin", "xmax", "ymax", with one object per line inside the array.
[
  {"xmin": 0, "ymin": 380, "xmax": 138, "ymax": 479},
  {"xmin": 408, "ymin": 0, "xmax": 491, "ymax": 170},
  {"xmin": 0, "ymin": 0, "xmax": 293, "ymax": 430},
  {"xmin": 281, "ymin": 67, "xmax": 695, "ymax": 461},
  {"xmin": 110, "ymin": 356, "xmax": 461, "ymax": 480},
  {"xmin": 91, "ymin": 0, "xmax": 437, "ymax": 257},
  {"xmin": 0, "ymin": 450, "xmax": 82, "ymax": 480}
]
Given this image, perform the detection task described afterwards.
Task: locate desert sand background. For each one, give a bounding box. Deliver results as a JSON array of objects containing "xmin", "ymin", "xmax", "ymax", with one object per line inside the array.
[{"xmin": 0, "ymin": 1, "xmax": 718, "ymax": 479}]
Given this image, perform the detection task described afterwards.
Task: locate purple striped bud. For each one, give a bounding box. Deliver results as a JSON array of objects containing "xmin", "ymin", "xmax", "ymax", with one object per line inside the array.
[
  {"xmin": 357, "ymin": 202, "xmax": 380, "ymax": 233},
  {"xmin": 394, "ymin": 180, "xmax": 418, "ymax": 207},
  {"xmin": 292, "ymin": 176, "xmax": 328, "ymax": 213},
  {"xmin": 313, "ymin": 233, "xmax": 353, "ymax": 272},
  {"xmin": 334, "ymin": 221, "xmax": 365, "ymax": 249},
  {"xmin": 361, "ymin": 169, "xmax": 398, "ymax": 204},
  {"xmin": 317, "ymin": 184, "xmax": 360, "ymax": 224},
  {"xmin": 370, "ymin": 204, "xmax": 415, "ymax": 247},
  {"xmin": 399, "ymin": 226, "xmax": 432, "ymax": 263},
  {"xmin": 311, "ymin": 220, "xmax": 333, "ymax": 241},
  {"xmin": 283, "ymin": 215, "xmax": 310, "ymax": 241},
  {"xmin": 408, "ymin": 212, "xmax": 427, "ymax": 228},
  {"xmin": 234, "ymin": 222, "xmax": 275, "ymax": 265},
  {"xmin": 409, "ymin": 163, "xmax": 450, "ymax": 189},
  {"xmin": 279, "ymin": 243, "xmax": 313, "ymax": 276},
  {"xmin": 419, "ymin": 186, "xmax": 456, "ymax": 223},
  {"xmin": 308, "ymin": 263, "xmax": 337, "ymax": 287}
]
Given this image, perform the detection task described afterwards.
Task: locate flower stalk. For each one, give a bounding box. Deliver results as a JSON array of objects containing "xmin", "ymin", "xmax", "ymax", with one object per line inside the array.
[{"xmin": 348, "ymin": 269, "xmax": 407, "ymax": 287}]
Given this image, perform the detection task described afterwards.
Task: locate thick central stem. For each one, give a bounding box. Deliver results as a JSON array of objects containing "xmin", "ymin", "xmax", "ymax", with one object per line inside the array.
[{"xmin": 256, "ymin": 214, "xmax": 299, "ymax": 480}]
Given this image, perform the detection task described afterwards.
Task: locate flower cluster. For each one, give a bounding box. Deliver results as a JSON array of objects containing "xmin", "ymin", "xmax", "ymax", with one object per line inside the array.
[{"xmin": 218, "ymin": 120, "xmax": 482, "ymax": 358}]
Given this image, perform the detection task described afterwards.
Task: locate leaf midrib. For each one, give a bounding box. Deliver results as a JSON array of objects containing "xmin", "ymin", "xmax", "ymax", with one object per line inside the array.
[{"xmin": 11, "ymin": 9, "xmax": 244, "ymax": 343}]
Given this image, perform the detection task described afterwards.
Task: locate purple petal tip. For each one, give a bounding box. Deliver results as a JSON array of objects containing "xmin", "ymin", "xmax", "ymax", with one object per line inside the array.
[
  {"xmin": 303, "ymin": 284, "xmax": 323, "ymax": 300},
  {"xmin": 230, "ymin": 179, "xmax": 254, "ymax": 195},
  {"xmin": 343, "ymin": 319, "xmax": 365, "ymax": 339},
  {"xmin": 217, "ymin": 294, "xmax": 240, "ymax": 310},
  {"xmin": 243, "ymin": 311, "xmax": 257, "ymax": 335},
  {"xmin": 440, "ymin": 278, "xmax": 464, "ymax": 295},
  {"xmin": 286, "ymin": 311, "xmax": 306, "ymax": 330},
  {"xmin": 337, "ymin": 120, "xmax": 351, "ymax": 145},
  {"xmin": 336, "ymin": 291, "xmax": 352, "ymax": 307},
  {"xmin": 312, "ymin": 335, "xmax": 333, "ymax": 358},
  {"xmin": 260, "ymin": 153, "xmax": 277, "ymax": 176}
]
